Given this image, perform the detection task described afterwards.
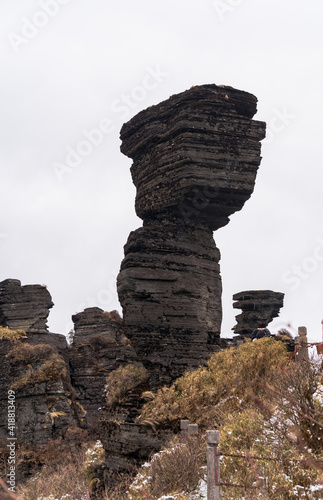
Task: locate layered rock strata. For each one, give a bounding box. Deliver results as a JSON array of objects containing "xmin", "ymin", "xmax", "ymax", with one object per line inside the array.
[
  {"xmin": 0, "ymin": 279, "xmax": 53, "ymax": 332},
  {"xmin": 0, "ymin": 280, "xmax": 79, "ymax": 446},
  {"xmin": 118, "ymin": 84, "xmax": 266, "ymax": 385},
  {"xmin": 232, "ymin": 290, "xmax": 285, "ymax": 337},
  {"xmin": 120, "ymin": 85, "xmax": 266, "ymax": 231},
  {"xmin": 69, "ymin": 307, "xmax": 138, "ymax": 427},
  {"xmin": 118, "ymin": 224, "xmax": 222, "ymax": 386},
  {"xmin": 99, "ymin": 375, "xmax": 172, "ymax": 489}
]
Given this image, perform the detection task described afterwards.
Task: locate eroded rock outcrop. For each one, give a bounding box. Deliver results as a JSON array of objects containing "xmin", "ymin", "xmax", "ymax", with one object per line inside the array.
[
  {"xmin": 232, "ymin": 290, "xmax": 285, "ymax": 337},
  {"xmin": 99, "ymin": 85, "xmax": 266, "ymax": 487},
  {"xmin": 117, "ymin": 224, "xmax": 222, "ymax": 385},
  {"xmin": 69, "ymin": 307, "xmax": 138, "ymax": 427},
  {"xmin": 99, "ymin": 364, "xmax": 172, "ymax": 488},
  {"xmin": 0, "ymin": 279, "xmax": 53, "ymax": 333},
  {"xmin": 0, "ymin": 280, "xmax": 79, "ymax": 446},
  {"xmin": 117, "ymin": 84, "xmax": 266, "ymax": 385}
]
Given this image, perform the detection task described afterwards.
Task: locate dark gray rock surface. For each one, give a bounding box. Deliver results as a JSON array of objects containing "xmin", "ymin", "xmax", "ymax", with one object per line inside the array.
[
  {"xmin": 0, "ymin": 279, "xmax": 80, "ymax": 446},
  {"xmin": 99, "ymin": 382, "xmax": 172, "ymax": 489},
  {"xmin": 0, "ymin": 334, "xmax": 79, "ymax": 446},
  {"xmin": 69, "ymin": 307, "xmax": 138, "ymax": 427},
  {"xmin": 118, "ymin": 224, "xmax": 222, "ymax": 386},
  {"xmin": 0, "ymin": 279, "xmax": 53, "ymax": 333},
  {"xmin": 118, "ymin": 84, "xmax": 266, "ymax": 385},
  {"xmin": 120, "ymin": 84, "xmax": 266, "ymax": 231},
  {"xmin": 232, "ymin": 290, "xmax": 285, "ymax": 336}
]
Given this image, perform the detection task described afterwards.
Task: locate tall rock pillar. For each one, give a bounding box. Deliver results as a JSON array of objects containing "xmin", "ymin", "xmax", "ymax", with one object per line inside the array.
[{"xmin": 117, "ymin": 84, "xmax": 266, "ymax": 385}]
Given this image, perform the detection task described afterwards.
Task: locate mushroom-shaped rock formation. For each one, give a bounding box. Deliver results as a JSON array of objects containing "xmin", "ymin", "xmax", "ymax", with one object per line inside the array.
[
  {"xmin": 232, "ymin": 290, "xmax": 285, "ymax": 337},
  {"xmin": 117, "ymin": 85, "xmax": 266, "ymax": 386},
  {"xmin": 120, "ymin": 84, "xmax": 266, "ymax": 231}
]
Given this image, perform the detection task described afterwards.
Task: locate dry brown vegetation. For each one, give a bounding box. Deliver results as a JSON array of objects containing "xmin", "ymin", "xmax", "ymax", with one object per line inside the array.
[
  {"xmin": 103, "ymin": 310, "xmax": 122, "ymax": 324},
  {"xmin": 1, "ymin": 429, "xmax": 98, "ymax": 500},
  {"xmin": 139, "ymin": 338, "xmax": 290, "ymax": 430},
  {"xmin": 131, "ymin": 339, "xmax": 323, "ymax": 499},
  {"xmin": 105, "ymin": 363, "xmax": 149, "ymax": 407},
  {"xmin": 2, "ymin": 338, "xmax": 322, "ymax": 499},
  {"xmin": 0, "ymin": 326, "xmax": 25, "ymax": 342},
  {"xmin": 6, "ymin": 343, "xmax": 54, "ymax": 365},
  {"xmin": 9, "ymin": 353, "xmax": 67, "ymax": 391}
]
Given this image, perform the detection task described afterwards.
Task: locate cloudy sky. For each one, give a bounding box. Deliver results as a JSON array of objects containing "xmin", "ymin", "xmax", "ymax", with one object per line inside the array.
[{"xmin": 1, "ymin": 0, "xmax": 322, "ymax": 344}]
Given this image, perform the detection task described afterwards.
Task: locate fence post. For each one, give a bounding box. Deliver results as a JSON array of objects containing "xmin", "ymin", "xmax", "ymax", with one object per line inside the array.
[
  {"xmin": 207, "ymin": 430, "xmax": 220, "ymax": 500},
  {"xmin": 180, "ymin": 419, "xmax": 190, "ymax": 435},
  {"xmin": 295, "ymin": 326, "xmax": 309, "ymax": 361}
]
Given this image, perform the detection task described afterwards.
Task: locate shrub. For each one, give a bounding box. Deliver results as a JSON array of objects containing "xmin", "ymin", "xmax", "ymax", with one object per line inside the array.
[
  {"xmin": 6, "ymin": 343, "xmax": 53, "ymax": 365},
  {"xmin": 105, "ymin": 364, "xmax": 149, "ymax": 407},
  {"xmin": 17, "ymin": 461, "xmax": 89, "ymax": 500},
  {"xmin": 10, "ymin": 353, "xmax": 67, "ymax": 391},
  {"xmin": 0, "ymin": 326, "xmax": 25, "ymax": 342},
  {"xmin": 128, "ymin": 434, "xmax": 205, "ymax": 499},
  {"xmin": 15, "ymin": 432, "xmax": 97, "ymax": 500},
  {"xmin": 262, "ymin": 358, "xmax": 323, "ymax": 454},
  {"xmin": 83, "ymin": 439, "xmax": 105, "ymax": 490},
  {"xmin": 103, "ymin": 310, "xmax": 122, "ymax": 324},
  {"xmin": 220, "ymin": 408, "xmax": 318, "ymax": 499},
  {"xmin": 38, "ymin": 354, "xmax": 67, "ymax": 381},
  {"xmin": 139, "ymin": 338, "xmax": 289, "ymax": 430}
]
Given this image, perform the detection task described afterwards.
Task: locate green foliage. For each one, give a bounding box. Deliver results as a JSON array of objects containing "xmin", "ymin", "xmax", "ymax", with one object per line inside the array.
[
  {"xmin": 139, "ymin": 338, "xmax": 289, "ymax": 430},
  {"xmin": 105, "ymin": 363, "xmax": 149, "ymax": 407},
  {"xmin": 0, "ymin": 326, "xmax": 25, "ymax": 342}
]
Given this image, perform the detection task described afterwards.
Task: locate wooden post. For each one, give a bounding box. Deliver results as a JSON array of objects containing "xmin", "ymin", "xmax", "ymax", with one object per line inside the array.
[
  {"xmin": 207, "ymin": 430, "xmax": 220, "ymax": 500},
  {"xmin": 180, "ymin": 419, "xmax": 190, "ymax": 435}
]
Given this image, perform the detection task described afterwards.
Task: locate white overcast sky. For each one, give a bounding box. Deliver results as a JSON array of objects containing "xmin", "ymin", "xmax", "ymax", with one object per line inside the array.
[{"xmin": 1, "ymin": 0, "xmax": 323, "ymax": 344}]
